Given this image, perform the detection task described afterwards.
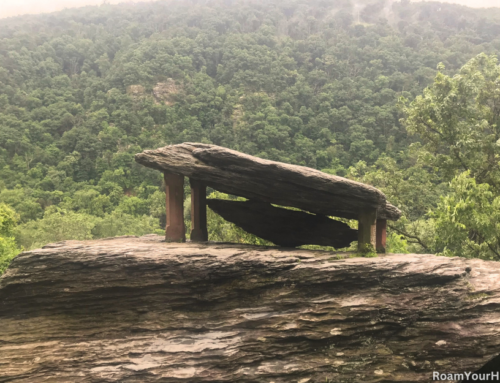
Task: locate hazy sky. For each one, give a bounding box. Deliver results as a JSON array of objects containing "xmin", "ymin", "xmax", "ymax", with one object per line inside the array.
[
  {"xmin": 0, "ymin": 0, "xmax": 499, "ymax": 20},
  {"xmin": 431, "ymin": 0, "xmax": 500, "ymax": 7},
  {"xmin": 0, "ymin": 0, "xmax": 155, "ymax": 19}
]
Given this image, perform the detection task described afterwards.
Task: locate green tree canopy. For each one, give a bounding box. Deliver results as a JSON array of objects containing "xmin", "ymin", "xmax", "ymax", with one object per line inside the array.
[
  {"xmin": 0, "ymin": 203, "xmax": 21, "ymax": 274},
  {"xmin": 1, "ymin": 0, "xmax": 500, "ymax": 268},
  {"xmin": 403, "ymin": 54, "xmax": 500, "ymax": 190}
]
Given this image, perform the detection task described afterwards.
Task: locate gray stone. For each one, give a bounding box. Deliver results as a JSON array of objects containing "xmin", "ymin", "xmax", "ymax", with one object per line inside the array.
[
  {"xmin": 135, "ymin": 143, "xmax": 401, "ymax": 220},
  {"xmin": 1, "ymin": 236, "xmax": 499, "ymax": 382},
  {"xmin": 207, "ymin": 199, "xmax": 358, "ymax": 248}
]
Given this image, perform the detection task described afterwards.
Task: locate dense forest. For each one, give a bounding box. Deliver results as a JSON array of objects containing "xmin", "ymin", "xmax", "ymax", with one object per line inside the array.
[{"xmin": 2, "ymin": 0, "xmax": 500, "ymax": 273}]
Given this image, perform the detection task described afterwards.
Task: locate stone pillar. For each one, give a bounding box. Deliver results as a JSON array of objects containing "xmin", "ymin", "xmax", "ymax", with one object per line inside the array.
[
  {"xmin": 376, "ymin": 219, "xmax": 387, "ymax": 253},
  {"xmin": 164, "ymin": 172, "xmax": 185, "ymax": 242},
  {"xmin": 358, "ymin": 209, "xmax": 377, "ymax": 253},
  {"xmin": 190, "ymin": 179, "xmax": 208, "ymax": 242}
]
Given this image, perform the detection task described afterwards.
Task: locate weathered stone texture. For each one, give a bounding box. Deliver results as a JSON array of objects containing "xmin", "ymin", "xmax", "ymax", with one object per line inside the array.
[
  {"xmin": 206, "ymin": 199, "xmax": 358, "ymax": 248},
  {"xmin": 1, "ymin": 236, "xmax": 499, "ymax": 382},
  {"xmin": 135, "ymin": 143, "xmax": 401, "ymax": 220}
]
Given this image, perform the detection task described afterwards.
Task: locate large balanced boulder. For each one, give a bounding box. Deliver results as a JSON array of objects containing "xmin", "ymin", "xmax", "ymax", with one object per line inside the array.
[
  {"xmin": 135, "ymin": 143, "xmax": 401, "ymax": 221},
  {"xmin": 1, "ymin": 235, "xmax": 499, "ymax": 382},
  {"xmin": 207, "ymin": 199, "xmax": 358, "ymax": 248}
]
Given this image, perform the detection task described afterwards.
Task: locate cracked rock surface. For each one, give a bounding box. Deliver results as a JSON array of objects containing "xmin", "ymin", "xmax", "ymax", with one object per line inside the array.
[
  {"xmin": 1, "ymin": 235, "xmax": 499, "ymax": 382},
  {"xmin": 134, "ymin": 143, "xmax": 402, "ymax": 220}
]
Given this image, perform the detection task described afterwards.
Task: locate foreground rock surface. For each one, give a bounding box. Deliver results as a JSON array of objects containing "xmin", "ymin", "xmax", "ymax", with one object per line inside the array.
[
  {"xmin": 1, "ymin": 235, "xmax": 499, "ymax": 382},
  {"xmin": 207, "ymin": 199, "xmax": 358, "ymax": 247}
]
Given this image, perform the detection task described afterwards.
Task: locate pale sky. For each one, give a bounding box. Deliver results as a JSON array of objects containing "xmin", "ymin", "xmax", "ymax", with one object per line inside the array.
[
  {"xmin": 429, "ymin": 0, "xmax": 500, "ymax": 7},
  {"xmin": 0, "ymin": 0, "xmax": 155, "ymax": 19},
  {"xmin": 0, "ymin": 0, "xmax": 498, "ymax": 20}
]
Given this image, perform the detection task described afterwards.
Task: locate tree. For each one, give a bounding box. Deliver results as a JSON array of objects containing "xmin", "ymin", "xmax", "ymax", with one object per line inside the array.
[
  {"xmin": 346, "ymin": 149, "xmax": 445, "ymax": 253},
  {"xmin": 0, "ymin": 203, "xmax": 21, "ymax": 274},
  {"xmin": 2, "ymin": 0, "xmax": 500, "ymax": 259},
  {"xmin": 402, "ymin": 54, "xmax": 500, "ymax": 191},
  {"xmin": 400, "ymin": 54, "xmax": 500, "ymax": 258},
  {"xmin": 432, "ymin": 172, "xmax": 500, "ymax": 261}
]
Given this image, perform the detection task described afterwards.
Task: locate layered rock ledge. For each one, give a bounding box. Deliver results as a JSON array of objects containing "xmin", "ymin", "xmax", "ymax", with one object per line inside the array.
[
  {"xmin": 1, "ymin": 235, "xmax": 499, "ymax": 382},
  {"xmin": 135, "ymin": 143, "xmax": 402, "ymax": 221}
]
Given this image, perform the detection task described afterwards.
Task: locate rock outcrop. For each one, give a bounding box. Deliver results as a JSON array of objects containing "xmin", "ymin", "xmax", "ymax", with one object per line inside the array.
[
  {"xmin": 126, "ymin": 84, "xmax": 145, "ymax": 97},
  {"xmin": 135, "ymin": 143, "xmax": 401, "ymax": 221},
  {"xmin": 153, "ymin": 79, "xmax": 179, "ymax": 105},
  {"xmin": 207, "ymin": 199, "xmax": 358, "ymax": 248},
  {"xmin": 1, "ymin": 235, "xmax": 499, "ymax": 382}
]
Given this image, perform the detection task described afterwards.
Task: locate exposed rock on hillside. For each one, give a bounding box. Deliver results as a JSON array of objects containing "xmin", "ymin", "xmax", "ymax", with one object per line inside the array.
[
  {"xmin": 153, "ymin": 79, "xmax": 179, "ymax": 105},
  {"xmin": 1, "ymin": 235, "xmax": 499, "ymax": 382},
  {"xmin": 126, "ymin": 84, "xmax": 145, "ymax": 97}
]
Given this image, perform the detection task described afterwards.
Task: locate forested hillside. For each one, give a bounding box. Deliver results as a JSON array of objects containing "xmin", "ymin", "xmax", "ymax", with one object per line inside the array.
[{"xmin": 2, "ymin": 0, "xmax": 500, "ymax": 271}]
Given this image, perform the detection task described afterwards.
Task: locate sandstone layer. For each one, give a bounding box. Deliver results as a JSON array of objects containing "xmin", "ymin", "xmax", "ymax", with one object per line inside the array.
[
  {"xmin": 135, "ymin": 143, "xmax": 401, "ymax": 220},
  {"xmin": 1, "ymin": 235, "xmax": 499, "ymax": 382}
]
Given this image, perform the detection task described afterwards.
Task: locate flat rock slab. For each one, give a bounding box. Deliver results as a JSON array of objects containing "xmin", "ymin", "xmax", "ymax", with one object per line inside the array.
[
  {"xmin": 1, "ymin": 235, "xmax": 499, "ymax": 382},
  {"xmin": 207, "ymin": 199, "xmax": 358, "ymax": 248},
  {"xmin": 135, "ymin": 143, "xmax": 401, "ymax": 220}
]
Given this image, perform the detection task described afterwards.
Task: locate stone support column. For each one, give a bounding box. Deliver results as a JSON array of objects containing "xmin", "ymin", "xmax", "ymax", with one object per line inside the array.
[
  {"xmin": 190, "ymin": 179, "xmax": 208, "ymax": 242},
  {"xmin": 164, "ymin": 172, "xmax": 185, "ymax": 242},
  {"xmin": 376, "ymin": 219, "xmax": 387, "ymax": 253},
  {"xmin": 358, "ymin": 209, "xmax": 377, "ymax": 252}
]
